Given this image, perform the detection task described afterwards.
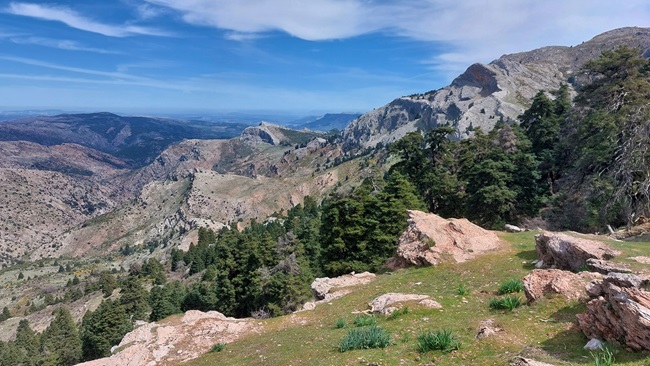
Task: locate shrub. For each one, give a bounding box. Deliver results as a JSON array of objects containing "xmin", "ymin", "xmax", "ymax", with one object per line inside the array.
[
  {"xmin": 335, "ymin": 318, "xmax": 346, "ymax": 329},
  {"xmin": 591, "ymin": 346, "xmax": 615, "ymax": 366},
  {"xmin": 211, "ymin": 343, "xmax": 226, "ymax": 353},
  {"xmin": 417, "ymin": 329, "xmax": 461, "ymax": 353},
  {"xmin": 339, "ymin": 326, "xmax": 391, "ymax": 352},
  {"xmin": 489, "ymin": 296, "xmax": 522, "ymax": 311},
  {"xmin": 353, "ymin": 314, "xmax": 376, "ymax": 327},
  {"xmin": 498, "ymin": 279, "xmax": 523, "ymax": 295},
  {"xmin": 457, "ymin": 284, "xmax": 470, "ymax": 296}
]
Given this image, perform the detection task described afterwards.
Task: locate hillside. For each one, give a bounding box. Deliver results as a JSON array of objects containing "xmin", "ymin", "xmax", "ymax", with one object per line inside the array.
[{"xmin": 342, "ymin": 27, "xmax": 650, "ymax": 150}]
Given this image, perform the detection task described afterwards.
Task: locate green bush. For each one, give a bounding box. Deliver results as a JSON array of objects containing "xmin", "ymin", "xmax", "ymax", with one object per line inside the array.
[
  {"xmin": 498, "ymin": 279, "xmax": 523, "ymax": 295},
  {"xmin": 335, "ymin": 318, "xmax": 346, "ymax": 329},
  {"xmin": 591, "ymin": 346, "xmax": 615, "ymax": 366},
  {"xmin": 210, "ymin": 343, "xmax": 226, "ymax": 353},
  {"xmin": 339, "ymin": 326, "xmax": 391, "ymax": 352},
  {"xmin": 489, "ymin": 296, "xmax": 522, "ymax": 311},
  {"xmin": 417, "ymin": 329, "xmax": 461, "ymax": 353},
  {"xmin": 353, "ymin": 314, "xmax": 376, "ymax": 327}
]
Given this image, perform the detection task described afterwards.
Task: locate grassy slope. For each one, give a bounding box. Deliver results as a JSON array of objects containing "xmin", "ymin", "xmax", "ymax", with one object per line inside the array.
[{"xmin": 186, "ymin": 231, "xmax": 650, "ymax": 366}]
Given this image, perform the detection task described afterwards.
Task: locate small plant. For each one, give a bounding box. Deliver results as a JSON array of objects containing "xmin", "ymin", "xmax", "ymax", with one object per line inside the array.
[
  {"xmin": 489, "ymin": 296, "xmax": 522, "ymax": 311},
  {"xmin": 339, "ymin": 325, "xmax": 391, "ymax": 352},
  {"xmin": 210, "ymin": 343, "xmax": 226, "ymax": 353},
  {"xmin": 498, "ymin": 279, "xmax": 523, "ymax": 294},
  {"xmin": 388, "ymin": 307, "xmax": 409, "ymax": 320},
  {"xmin": 457, "ymin": 284, "xmax": 470, "ymax": 296},
  {"xmin": 335, "ymin": 318, "xmax": 346, "ymax": 329},
  {"xmin": 353, "ymin": 314, "xmax": 376, "ymax": 327},
  {"xmin": 577, "ymin": 263, "xmax": 590, "ymax": 272},
  {"xmin": 591, "ymin": 346, "xmax": 615, "ymax": 366},
  {"xmin": 417, "ymin": 329, "xmax": 461, "ymax": 353}
]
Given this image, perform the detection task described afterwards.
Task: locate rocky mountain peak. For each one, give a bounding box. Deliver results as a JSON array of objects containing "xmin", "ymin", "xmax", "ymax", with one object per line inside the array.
[{"xmin": 342, "ymin": 27, "xmax": 650, "ymax": 150}]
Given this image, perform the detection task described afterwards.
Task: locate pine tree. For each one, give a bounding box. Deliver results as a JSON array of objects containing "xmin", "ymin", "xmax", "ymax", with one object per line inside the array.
[
  {"xmin": 41, "ymin": 308, "xmax": 82, "ymax": 366},
  {"xmin": 80, "ymin": 300, "xmax": 132, "ymax": 360}
]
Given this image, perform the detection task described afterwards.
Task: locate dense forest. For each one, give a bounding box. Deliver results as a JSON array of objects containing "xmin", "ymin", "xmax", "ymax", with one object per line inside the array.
[{"xmin": 0, "ymin": 47, "xmax": 648, "ymax": 365}]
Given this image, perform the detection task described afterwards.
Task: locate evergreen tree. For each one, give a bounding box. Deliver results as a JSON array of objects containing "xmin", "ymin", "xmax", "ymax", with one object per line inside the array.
[
  {"xmin": 80, "ymin": 300, "xmax": 132, "ymax": 360},
  {"xmin": 119, "ymin": 277, "xmax": 150, "ymax": 321},
  {"xmin": 41, "ymin": 308, "xmax": 82, "ymax": 366}
]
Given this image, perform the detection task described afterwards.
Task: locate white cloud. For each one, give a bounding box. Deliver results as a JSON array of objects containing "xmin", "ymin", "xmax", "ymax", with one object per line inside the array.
[
  {"xmin": 146, "ymin": 0, "xmax": 650, "ymax": 74},
  {"xmin": 5, "ymin": 2, "xmax": 170, "ymax": 37},
  {"xmin": 10, "ymin": 36, "xmax": 119, "ymax": 54}
]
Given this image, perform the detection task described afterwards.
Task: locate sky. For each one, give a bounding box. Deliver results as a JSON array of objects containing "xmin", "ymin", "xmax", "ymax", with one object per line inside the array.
[{"xmin": 0, "ymin": 1, "xmax": 648, "ymax": 115}]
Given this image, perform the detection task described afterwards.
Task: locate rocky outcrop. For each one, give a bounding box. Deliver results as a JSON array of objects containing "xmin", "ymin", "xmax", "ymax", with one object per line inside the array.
[
  {"xmin": 534, "ymin": 232, "xmax": 620, "ymax": 271},
  {"xmin": 77, "ymin": 310, "xmax": 257, "ymax": 366},
  {"xmin": 476, "ymin": 319, "xmax": 502, "ymax": 339},
  {"xmin": 586, "ymin": 258, "xmax": 632, "ymax": 275},
  {"xmin": 310, "ymin": 272, "xmax": 376, "ymax": 301},
  {"xmin": 522, "ymin": 269, "xmax": 600, "ymax": 303},
  {"xmin": 342, "ymin": 27, "xmax": 650, "ymax": 150},
  {"xmin": 387, "ymin": 210, "xmax": 502, "ymax": 268},
  {"xmin": 368, "ymin": 293, "xmax": 439, "ymax": 314},
  {"xmin": 576, "ymin": 274, "xmax": 650, "ymax": 351}
]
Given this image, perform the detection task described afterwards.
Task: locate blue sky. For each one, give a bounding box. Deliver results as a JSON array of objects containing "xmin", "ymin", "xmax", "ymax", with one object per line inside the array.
[{"xmin": 0, "ymin": 1, "xmax": 648, "ymax": 115}]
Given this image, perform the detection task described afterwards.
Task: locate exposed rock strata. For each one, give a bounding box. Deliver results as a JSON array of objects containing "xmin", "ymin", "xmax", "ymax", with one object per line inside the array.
[
  {"xmin": 535, "ymin": 232, "xmax": 620, "ymax": 271},
  {"xmin": 522, "ymin": 269, "xmax": 600, "ymax": 303}
]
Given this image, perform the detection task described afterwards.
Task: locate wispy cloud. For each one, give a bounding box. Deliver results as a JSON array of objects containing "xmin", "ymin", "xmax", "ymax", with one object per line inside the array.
[
  {"xmin": 5, "ymin": 2, "xmax": 170, "ymax": 37},
  {"xmin": 146, "ymin": 0, "xmax": 650, "ymax": 74},
  {"xmin": 10, "ymin": 36, "xmax": 120, "ymax": 54}
]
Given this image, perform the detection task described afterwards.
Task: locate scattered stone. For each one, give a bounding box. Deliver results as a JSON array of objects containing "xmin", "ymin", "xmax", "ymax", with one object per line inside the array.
[
  {"xmin": 505, "ymin": 224, "xmax": 525, "ymax": 233},
  {"xmin": 523, "ymin": 269, "xmax": 596, "ymax": 303},
  {"xmin": 476, "ymin": 319, "xmax": 501, "ymax": 339},
  {"xmin": 418, "ymin": 299, "xmax": 443, "ymax": 309},
  {"xmin": 387, "ymin": 210, "xmax": 503, "ymax": 269},
  {"xmin": 368, "ymin": 293, "xmax": 431, "ymax": 313},
  {"xmin": 584, "ymin": 338, "xmax": 605, "ymax": 350},
  {"xmin": 586, "ymin": 258, "xmax": 631, "ymax": 274},
  {"xmin": 630, "ymin": 256, "xmax": 650, "ymax": 264},
  {"xmin": 535, "ymin": 232, "xmax": 620, "ymax": 272},
  {"xmin": 311, "ymin": 272, "xmax": 376, "ymax": 300},
  {"xmin": 510, "ymin": 357, "xmax": 556, "ymax": 366}
]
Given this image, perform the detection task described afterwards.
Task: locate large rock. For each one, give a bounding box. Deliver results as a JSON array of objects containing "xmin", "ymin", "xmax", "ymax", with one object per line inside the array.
[
  {"xmin": 368, "ymin": 293, "xmax": 435, "ymax": 314},
  {"xmin": 522, "ymin": 269, "xmax": 599, "ymax": 303},
  {"xmin": 76, "ymin": 310, "xmax": 256, "ymax": 366},
  {"xmin": 535, "ymin": 232, "xmax": 620, "ymax": 272},
  {"xmin": 586, "ymin": 258, "xmax": 631, "ymax": 275},
  {"xmin": 576, "ymin": 279, "xmax": 650, "ymax": 351},
  {"xmin": 387, "ymin": 210, "xmax": 502, "ymax": 268}
]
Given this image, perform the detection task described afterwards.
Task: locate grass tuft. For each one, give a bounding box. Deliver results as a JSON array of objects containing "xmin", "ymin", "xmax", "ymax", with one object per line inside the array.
[
  {"xmin": 489, "ymin": 296, "xmax": 522, "ymax": 311},
  {"xmin": 457, "ymin": 284, "xmax": 470, "ymax": 296},
  {"xmin": 353, "ymin": 314, "xmax": 376, "ymax": 327},
  {"xmin": 591, "ymin": 346, "xmax": 615, "ymax": 366},
  {"xmin": 498, "ymin": 279, "xmax": 523, "ymax": 294},
  {"xmin": 417, "ymin": 329, "xmax": 461, "ymax": 353},
  {"xmin": 339, "ymin": 325, "xmax": 391, "ymax": 352},
  {"xmin": 210, "ymin": 343, "xmax": 226, "ymax": 353},
  {"xmin": 334, "ymin": 317, "xmax": 346, "ymax": 329},
  {"xmin": 387, "ymin": 307, "xmax": 409, "ymax": 320}
]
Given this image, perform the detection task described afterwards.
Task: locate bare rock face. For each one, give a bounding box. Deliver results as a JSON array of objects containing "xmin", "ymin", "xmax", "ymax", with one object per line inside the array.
[
  {"xmin": 368, "ymin": 293, "xmax": 434, "ymax": 314},
  {"xmin": 576, "ymin": 275, "xmax": 650, "ymax": 351},
  {"xmin": 76, "ymin": 310, "xmax": 257, "ymax": 366},
  {"xmin": 310, "ymin": 272, "xmax": 376, "ymax": 301},
  {"xmin": 535, "ymin": 232, "xmax": 620, "ymax": 272},
  {"xmin": 522, "ymin": 269, "xmax": 599, "ymax": 303},
  {"xmin": 387, "ymin": 210, "xmax": 502, "ymax": 268}
]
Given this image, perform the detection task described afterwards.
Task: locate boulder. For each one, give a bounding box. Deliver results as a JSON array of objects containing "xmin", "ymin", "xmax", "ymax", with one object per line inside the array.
[
  {"xmin": 368, "ymin": 293, "xmax": 432, "ymax": 314},
  {"xmin": 535, "ymin": 232, "xmax": 620, "ymax": 272},
  {"xmin": 584, "ymin": 338, "xmax": 605, "ymax": 351},
  {"xmin": 387, "ymin": 210, "xmax": 502, "ymax": 268},
  {"xmin": 505, "ymin": 224, "xmax": 525, "ymax": 233},
  {"xmin": 522, "ymin": 269, "xmax": 600, "ymax": 303},
  {"xmin": 476, "ymin": 319, "xmax": 502, "ymax": 339},
  {"xmin": 586, "ymin": 258, "xmax": 631, "ymax": 274},
  {"xmin": 311, "ymin": 272, "xmax": 376, "ymax": 300},
  {"xmin": 576, "ymin": 282, "xmax": 650, "ymax": 351}
]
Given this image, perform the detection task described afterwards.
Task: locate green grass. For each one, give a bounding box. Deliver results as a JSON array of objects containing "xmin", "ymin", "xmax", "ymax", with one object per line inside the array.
[
  {"xmin": 185, "ymin": 230, "xmax": 650, "ymax": 366},
  {"xmin": 387, "ymin": 307, "xmax": 409, "ymax": 320},
  {"xmin": 353, "ymin": 314, "xmax": 376, "ymax": 327},
  {"xmin": 417, "ymin": 329, "xmax": 461, "ymax": 353},
  {"xmin": 489, "ymin": 296, "xmax": 523, "ymax": 311},
  {"xmin": 457, "ymin": 283, "xmax": 470, "ymax": 296},
  {"xmin": 339, "ymin": 326, "xmax": 391, "ymax": 352},
  {"xmin": 334, "ymin": 318, "xmax": 346, "ymax": 329},
  {"xmin": 210, "ymin": 343, "xmax": 226, "ymax": 353},
  {"xmin": 498, "ymin": 279, "xmax": 524, "ymax": 294},
  {"xmin": 591, "ymin": 346, "xmax": 615, "ymax": 366}
]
